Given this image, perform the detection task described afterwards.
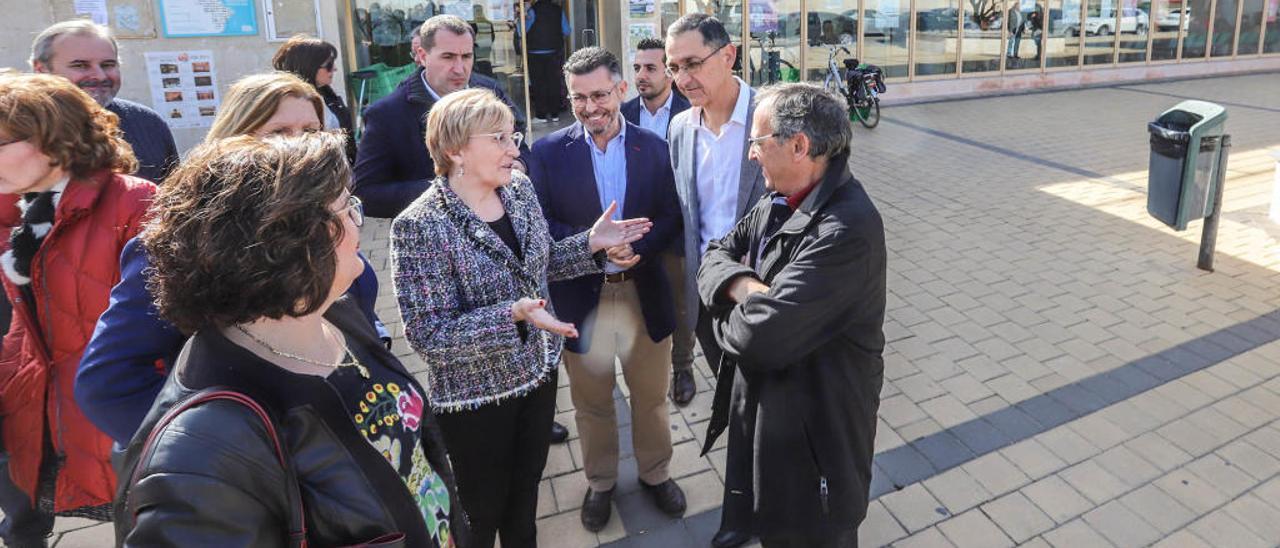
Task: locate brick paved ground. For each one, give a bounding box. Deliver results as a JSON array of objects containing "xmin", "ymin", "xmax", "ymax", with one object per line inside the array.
[{"xmin": 28, "ymin": 71, "xmax": 1280, "ymax": 546}]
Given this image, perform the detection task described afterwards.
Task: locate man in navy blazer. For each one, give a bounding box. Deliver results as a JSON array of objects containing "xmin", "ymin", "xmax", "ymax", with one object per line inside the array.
[
  {"xmin": 354, "ymin": 14, "xmax": 529, "ymax": 219},
  {"xmin": 620, "ymin": 36, "xmax": 696, "ymax": 407},
  {"xmin": 620, "ymin": 37, "xmax": 691, "ymax": 141},
  {"xmin": 527, "ymin": 47, "xmax": 685, "ymax": 533}
]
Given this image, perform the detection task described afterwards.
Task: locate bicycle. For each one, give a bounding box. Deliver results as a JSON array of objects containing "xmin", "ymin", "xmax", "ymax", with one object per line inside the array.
[
  {"xmin": 820, "ymin": 45, "xmax": 881, "ymax": 129},
  {"xmin": 751, "ymin": 31, "xmax": 798, "ymax": 86}
]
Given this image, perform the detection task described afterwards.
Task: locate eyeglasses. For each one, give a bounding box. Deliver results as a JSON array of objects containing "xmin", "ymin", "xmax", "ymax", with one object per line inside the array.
[
  {"xmin": 665, "ymin": 43, "xmax": 728, "ymax": 78},
  {"xmin": 342, "ymin": 195, "xmax": 364, "ymax": 227},
  {"xmin": 471, "ymin": 131, "xmax": 524, "ymax": 150},
  {"xmin": 321, "ymin": 59, "xmax": 336, "ymax": 71},
  {"xmin": 747, "ymin": 132, "xmax": 781, "ymax": 149},
  {"xmin": 568, "ymin": 83, "xmax": 619, "ymax": 106}
]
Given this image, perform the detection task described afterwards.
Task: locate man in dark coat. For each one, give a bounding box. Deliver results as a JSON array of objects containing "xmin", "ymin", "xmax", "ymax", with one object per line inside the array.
[
  {"xmin": 697, "ymin": 83, "xmax": 886, "ymax": 547},
  {"xmin": 354, "ymin": 14, "xmax": 529, "ymax": 219}
]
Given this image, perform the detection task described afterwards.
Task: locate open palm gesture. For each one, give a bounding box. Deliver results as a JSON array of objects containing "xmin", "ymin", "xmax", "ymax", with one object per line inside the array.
[{"xmin": 588, "ymin": 201, "xmax": 652, "ymax": 252}]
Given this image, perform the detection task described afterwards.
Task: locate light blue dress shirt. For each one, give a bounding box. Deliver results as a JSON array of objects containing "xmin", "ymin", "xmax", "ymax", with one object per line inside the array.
[
  {"xmin": 586, "ymin": 120, "xmax": 628, "ymax": 273},
  {"xmin": 637, "ymin": 91, "xmax": 674, "ymax": 141}
]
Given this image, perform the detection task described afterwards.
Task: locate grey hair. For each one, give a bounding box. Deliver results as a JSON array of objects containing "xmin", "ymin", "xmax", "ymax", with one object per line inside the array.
[
  {"xmin": 29, "ymin": 20, "xmax": 118, "ymax": 69},
  {"xmin": 563, "ymin": 47, "xmax": 622, "ymax": 82},
  {"xmin": 666, "ymin": 13, "xmax": 730, "ymax": 51},
  {"xmin": 418, "ymin": 14, "xmax": 474, "ymax": 50},
  {"xmin": 756, "ymin": 83, "xmax": 852, "ymax": 159}
]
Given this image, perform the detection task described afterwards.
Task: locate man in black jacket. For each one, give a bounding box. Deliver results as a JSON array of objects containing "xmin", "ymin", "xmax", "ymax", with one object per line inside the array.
[{"xmin": 697, "ymin": 83, "xmax": 886, "ymax": 547}]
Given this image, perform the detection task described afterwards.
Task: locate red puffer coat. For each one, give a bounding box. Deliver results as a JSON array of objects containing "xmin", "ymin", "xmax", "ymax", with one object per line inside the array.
[{"xmin": 0, "ymin": 170, "xmax": 155, "ymax": 513}]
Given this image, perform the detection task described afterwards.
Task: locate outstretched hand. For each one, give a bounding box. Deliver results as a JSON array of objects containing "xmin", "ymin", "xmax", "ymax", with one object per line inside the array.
[
  {"xmin": 512, "ymin": 298, "xmax": 578, "ymax": 338},
  {"xmin": 588, "ymin": 201, "xmax": 652, "ymax": 252}
]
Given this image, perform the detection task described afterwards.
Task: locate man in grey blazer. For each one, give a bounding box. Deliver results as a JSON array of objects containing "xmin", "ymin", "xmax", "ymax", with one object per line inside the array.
[{"xmin": 665, "ymin": 13, "xmax": 765, "ymax": 548}]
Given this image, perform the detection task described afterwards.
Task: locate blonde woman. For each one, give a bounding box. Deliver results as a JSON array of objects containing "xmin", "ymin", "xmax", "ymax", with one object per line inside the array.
[
  {"xmin": 78, "ymin": 72, "xmax": 387, "ymax": 447},
  {"xmin": 391, "ymin": 88, "xmax": 651, "ymax": 547}
]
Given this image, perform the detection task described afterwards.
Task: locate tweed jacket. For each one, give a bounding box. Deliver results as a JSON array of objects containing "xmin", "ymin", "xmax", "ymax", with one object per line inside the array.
[{"xmin": 391, "ymin": 173, "xmax": 600, "ymax": 412}]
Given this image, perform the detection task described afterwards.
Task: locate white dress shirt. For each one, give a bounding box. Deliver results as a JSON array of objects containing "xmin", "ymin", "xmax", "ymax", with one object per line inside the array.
[
  {"xmin": 693, "ymin": 77, "xmax": 750, "ymax": 255},
  {"xmin": 637, "ymin": 90, "xmax": 674, "ymax": 141}
]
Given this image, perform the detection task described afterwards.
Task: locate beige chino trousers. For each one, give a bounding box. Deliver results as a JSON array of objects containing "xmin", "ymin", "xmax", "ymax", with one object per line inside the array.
[{"xmin": 563, "ymin": 279, "xmax": 673, "ymax": 492}]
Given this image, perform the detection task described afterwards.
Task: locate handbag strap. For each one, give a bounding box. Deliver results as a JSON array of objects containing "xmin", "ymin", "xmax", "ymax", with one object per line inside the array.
[{"xmin": 126, "ymin": 389, "xmax": 309, "ymax": 548}]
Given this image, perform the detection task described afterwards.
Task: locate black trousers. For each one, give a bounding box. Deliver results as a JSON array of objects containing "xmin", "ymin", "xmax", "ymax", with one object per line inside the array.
[
  {"xmin": 696, "ymin": 309, "xmax": 754, "ymax": 536},
  {"xmin": 436, "ymin": 375, "xmax": 557, "ymax": 548},
  {"xmin": 526, "ymin": 52, "xmax": 564, "ymax": 118},
  {"xmin": 760, "ymin": 529, "xmax": 858, "ymax": 548}
]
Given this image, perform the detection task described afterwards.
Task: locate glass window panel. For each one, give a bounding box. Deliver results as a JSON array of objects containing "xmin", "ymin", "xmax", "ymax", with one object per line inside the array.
[
  {"xmin": 684, "ymin": 0, "xmax": 746, "ymax": 71},
  {"xmin": 1046, "ymin": 0, "xmax": 1083, "ymax": 67},
  {"xmin": 1151, "ymin": 0, "xmax": 1185, "ymax": 59},
  {"xmin": 1083, "ymin": 0, "xmax": 1118, "ymax": 63},
  {"xmin": 1182, "ymin": 0, "xmax": 1212, "ymax": 57},
  {"xmin": 1118, "ymin": 0, "xmax": 1151, "ymax": 61},
  {"xmin": 915, "ymin": 0, "xmax": 962, "ymax": 75},
  {"xmin": 962, "ymin": 0, "xmax": 1004, "ymax": 73},
  {"xmin": 746, "ymin": 0, "xmax": 802, "ymax": 86},
  {"xmin": 1211, "ymin": 0, "xmax": 1239, "ymax": 55},
  {"xmin": 864, "ymin": 0, "xmax": 911, "ymax": 77},
  {"xmin": 1266, "ymin": 0, "xmax": 1280, "ymax": 52},
  {"xmin": 661, "ymin": 0, "xmax": 681, "ymax": 36},
  {"xmin": 1003, "ymin": 0, "xmax": 1044, "ymax": 69},
  {"xmin": 1237, "ymin": 0, "xmax": 1265, "ymax": 52},
  {"xmin": 804, "ymin": 4, "xmax": 860, "ymax": 82}
]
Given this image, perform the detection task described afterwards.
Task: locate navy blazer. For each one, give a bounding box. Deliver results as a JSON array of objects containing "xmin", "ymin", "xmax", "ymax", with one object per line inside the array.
[
  {"xmin": 527, "ymin": 122, "xmax": 681, "ymax": 354},
  {"xmin": 620, "ymin": 89, "xmax": 691, "ymax": 139},
  {"xmin": 353, "ymin": 68, "xmax": 529, "ymax": 219}
]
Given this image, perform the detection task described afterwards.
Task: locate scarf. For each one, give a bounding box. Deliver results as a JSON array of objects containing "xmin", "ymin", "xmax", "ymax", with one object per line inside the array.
[{"xmin": 2, "ymin": 179, "xmax": 67, "ymax": 286}]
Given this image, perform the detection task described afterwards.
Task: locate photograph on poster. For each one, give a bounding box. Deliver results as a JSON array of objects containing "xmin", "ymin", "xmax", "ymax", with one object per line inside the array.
[
  {"xmin": 199, "ymin": 106, "xmax": 217, "ymax": 116},
  {"xmin": 196, "ymin": 90, "xmax": 215, "ymax": 100},
  {"xmin": 162, "ymin": 77, "xmax": 181, "ymax": 88},
  {"xmin": 169, "ymin": 109, "xmax": 183, "ymax": 118},
  {"xmin": 192, "ymin": 61, "xmax": 211, "ymax": 72},
  {"xmin": 164, "ymin": 91, "xmax": 183, "ymax": 102},
  {"xmin": 194, "ymin": 76, "xmax": 213, "ymax": 86},
  {"xmin": 148, "ymin": 50, "xmax": 219, "ymax": 129},
  {"xmin": 160, "ymin": 63, "xmax": 179, "ymax": 74}
]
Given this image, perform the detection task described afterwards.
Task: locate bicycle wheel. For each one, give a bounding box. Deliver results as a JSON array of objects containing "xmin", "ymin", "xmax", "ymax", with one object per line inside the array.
[{"xmin": 854, "ymin": 99, "xmax": 880, "ymax": 128}]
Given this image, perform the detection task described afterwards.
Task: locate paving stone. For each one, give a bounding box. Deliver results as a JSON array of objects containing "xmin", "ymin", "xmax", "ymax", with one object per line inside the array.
[
  {"xmin": 980, "ymin": 491, "xmax": 1054, "ymax": 543},
  {"xmin": 1187, "ymin": 511, "xmax": 1272, "ymax": 548},
  {"xmin": 936, "ymin": 508, "xmax": 1014, "ymax": 548},
  {"xmin": 1124, "ymin": 432, "xmax": 1194, "ymax": 473},
  {"xmin": 961, "ymin": 452, "xmax": 1030, "ymax": 498},
  {"xmin": 1216, "ymin": 439, "xmax": 1280, "ymax": 481},
  {"xmin": 1154, "ymin": 468, "xmax": 1231, "ymax": 515},
  {"xmin": 1117, "ymin": 483, "xmax": 1197, "ymax": 535},
  {"xmin": 1000, "ymin": 439, "xmax": 1067, "ymax": 481},
  {"xmin": 536, "ymin": 507, "xmax": 605, "ymax": 547},
  {"xmin": 922, "ymin": 467, "xmax": 994, "ymax": 516},
  {"xmin": 1031, "ymin": 426, "xmax": 1100, "ymax": 466},
  {"xmin": 1021, "ymin": 475, "xmax": 1094, "ymax": 525},
  {"xmin": 1093, "ymin": 445, "xmax": 1162, "ymax": 488},
  {"xmin": 1221, "ymin": 494, "xmax": 1280, "ymax": 542},
  {"xmin": 881, "ymin": 483, "xmax": 952, "ymax": 533},
  {"xmin": 1149, "ymin": 530, "xmax": 1213, "ymax": 548},
  {"xmin": 891, "ymin": 526, "xmax": 956, "ymax": 548},
  {"xmin": 1184, "ymin": 453, "xmax": 1259, "ymax": 500},
  {"xmin": 1058, "ymin": 460, "xmax": 1128, "ymax": 506},
  {"xmin": 1041, "ymin": 519, "xmax": 1116, "ymax": 548},
  {"xmin": 859, "ymin": 500, "xmax": 909, "ymax": 548},
  {"xmin": 1082, "ymin": 500, "xmax": 1163, "ymax": 548}
]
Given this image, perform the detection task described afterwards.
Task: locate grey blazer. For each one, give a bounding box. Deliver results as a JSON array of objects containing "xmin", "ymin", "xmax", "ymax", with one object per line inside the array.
[{"xmin": 667, "ymin": 84, "xmax": 767, "ymax": 323}]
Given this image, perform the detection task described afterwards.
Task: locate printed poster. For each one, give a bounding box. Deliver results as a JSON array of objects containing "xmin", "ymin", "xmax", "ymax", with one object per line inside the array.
[
  {"xmin": 73, "ymin": 0, "xmax": 109, "ymax": 25},
  {"xmin": 158, "ymin": 0, "xmax": 259, "ymax": 37},
  {"xmin": 628, "ymin": 23, "xmax": 657, "ymax": 61},
  {"xmin": 629, "ymin": 0, "xmax": 656, "ymax": 18},
  {"xmin": 145, "ymin": 50, "xmax": 220, "ymax": 130}
]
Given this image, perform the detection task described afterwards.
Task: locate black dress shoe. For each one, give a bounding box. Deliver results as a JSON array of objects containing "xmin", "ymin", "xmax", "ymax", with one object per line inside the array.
[
  {"xmin": 640, "ymin": 478, "xmax": 687, "ymax": 517},
  {"xmin": 550, "ymin": 420, "xmax": 569, "ymax": 444},
  {"xmin": 671, "ymin": 369, "xmax": 696, "ymax": 407},
  {"xmin": 711, "ymin": 529, "xmax": 751, "ymax": 548},
  {"xmin": 581, "ymin": 488, "xmax": 613, "ymax": 532}
]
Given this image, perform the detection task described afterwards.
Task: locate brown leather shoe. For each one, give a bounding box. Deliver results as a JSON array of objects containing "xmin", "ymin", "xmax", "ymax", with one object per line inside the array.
[
  {"xmin": 640, "ymin": 478, "xmax": 686, "ymax": 517},
  {"xmin": 671, "ymin": 369, "xmax": 695, "ymax": 406},
  {"xmin": 580, "ymin": 488, "xmax": 613, "ymax": 532}
]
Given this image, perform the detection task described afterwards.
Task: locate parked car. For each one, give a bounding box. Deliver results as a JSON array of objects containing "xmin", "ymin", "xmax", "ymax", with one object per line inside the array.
[
  {"xmin": 1082, "ymin": 6, "xmax": 1148, "ymax": 35},
  {"xmin": 1157, "ymin": 6, "xmax": 1190, "ymax": 30}
]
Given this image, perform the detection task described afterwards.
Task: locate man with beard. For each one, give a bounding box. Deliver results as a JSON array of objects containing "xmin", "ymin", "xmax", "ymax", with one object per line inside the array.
[
  {"xmin": 526, "ymin": 47, "xmax": 685, "ymax": 532},
  {"xmin": 30, "ymin": 20, "xmax": 179, "ymax": 184},
  {"xmin": 621, "ymin": 37, "xmax": 690, "ymax": 141},
  {"xmin": 621, "ymin": 37, "xmax": 696, "ymax": 409}
]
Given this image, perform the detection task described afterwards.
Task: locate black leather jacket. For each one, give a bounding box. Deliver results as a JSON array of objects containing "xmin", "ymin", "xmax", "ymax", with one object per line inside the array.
[{"xmin": 113, "ymin": 298, "xmax": 469, "ymax": 547}]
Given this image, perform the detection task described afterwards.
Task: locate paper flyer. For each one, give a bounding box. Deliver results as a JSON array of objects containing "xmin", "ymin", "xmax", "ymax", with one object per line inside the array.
[
  {"xmin": 145, "ymin": 51, "xmax": 220, "ymax": 130},
  {"xmin": 628, "ymin": 23, "xmax": 657, "ymax": 61}
]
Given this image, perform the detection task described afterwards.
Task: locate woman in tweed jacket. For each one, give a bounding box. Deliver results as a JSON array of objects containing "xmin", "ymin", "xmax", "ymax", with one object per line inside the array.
[{"xmin": 390, "ymin": 89, "xmax": 651, "ymax": 548}]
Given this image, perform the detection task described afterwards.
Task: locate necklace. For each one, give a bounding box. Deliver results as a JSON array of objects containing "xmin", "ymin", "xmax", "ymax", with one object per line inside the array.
[{"xmin": 234, "ymin": 323, "xmax": 371, "ymax": 379}]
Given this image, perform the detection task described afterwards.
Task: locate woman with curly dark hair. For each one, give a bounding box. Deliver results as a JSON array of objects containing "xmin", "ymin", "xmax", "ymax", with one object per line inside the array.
[
  {"xmin": 272, "ymin": 35, "xmax": 357, "ymax": 162},
  {"xmin": 114, "ymin": 132, "xmax": 467, "ymax": 547},
  {"xmin": 0, "ymin": 71, "xmax": 155, "ymax": 547}
]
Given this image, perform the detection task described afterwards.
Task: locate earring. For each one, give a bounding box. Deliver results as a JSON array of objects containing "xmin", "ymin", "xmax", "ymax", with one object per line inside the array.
[{"xmin": 455, "ymin": 164, "xmax": 466, "ymax": 178}]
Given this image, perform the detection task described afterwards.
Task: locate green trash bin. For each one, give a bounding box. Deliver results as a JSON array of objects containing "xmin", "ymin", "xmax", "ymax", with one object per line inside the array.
[{"xmin": 1147, "ymin": 100, "xmax": 1228, "ymax": 231}]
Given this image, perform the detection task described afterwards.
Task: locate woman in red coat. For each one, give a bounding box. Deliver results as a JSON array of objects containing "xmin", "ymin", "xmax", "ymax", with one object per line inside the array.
[{"xmin": 0, "ymin": 72, "xmax": 155, "ymax": 546}]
